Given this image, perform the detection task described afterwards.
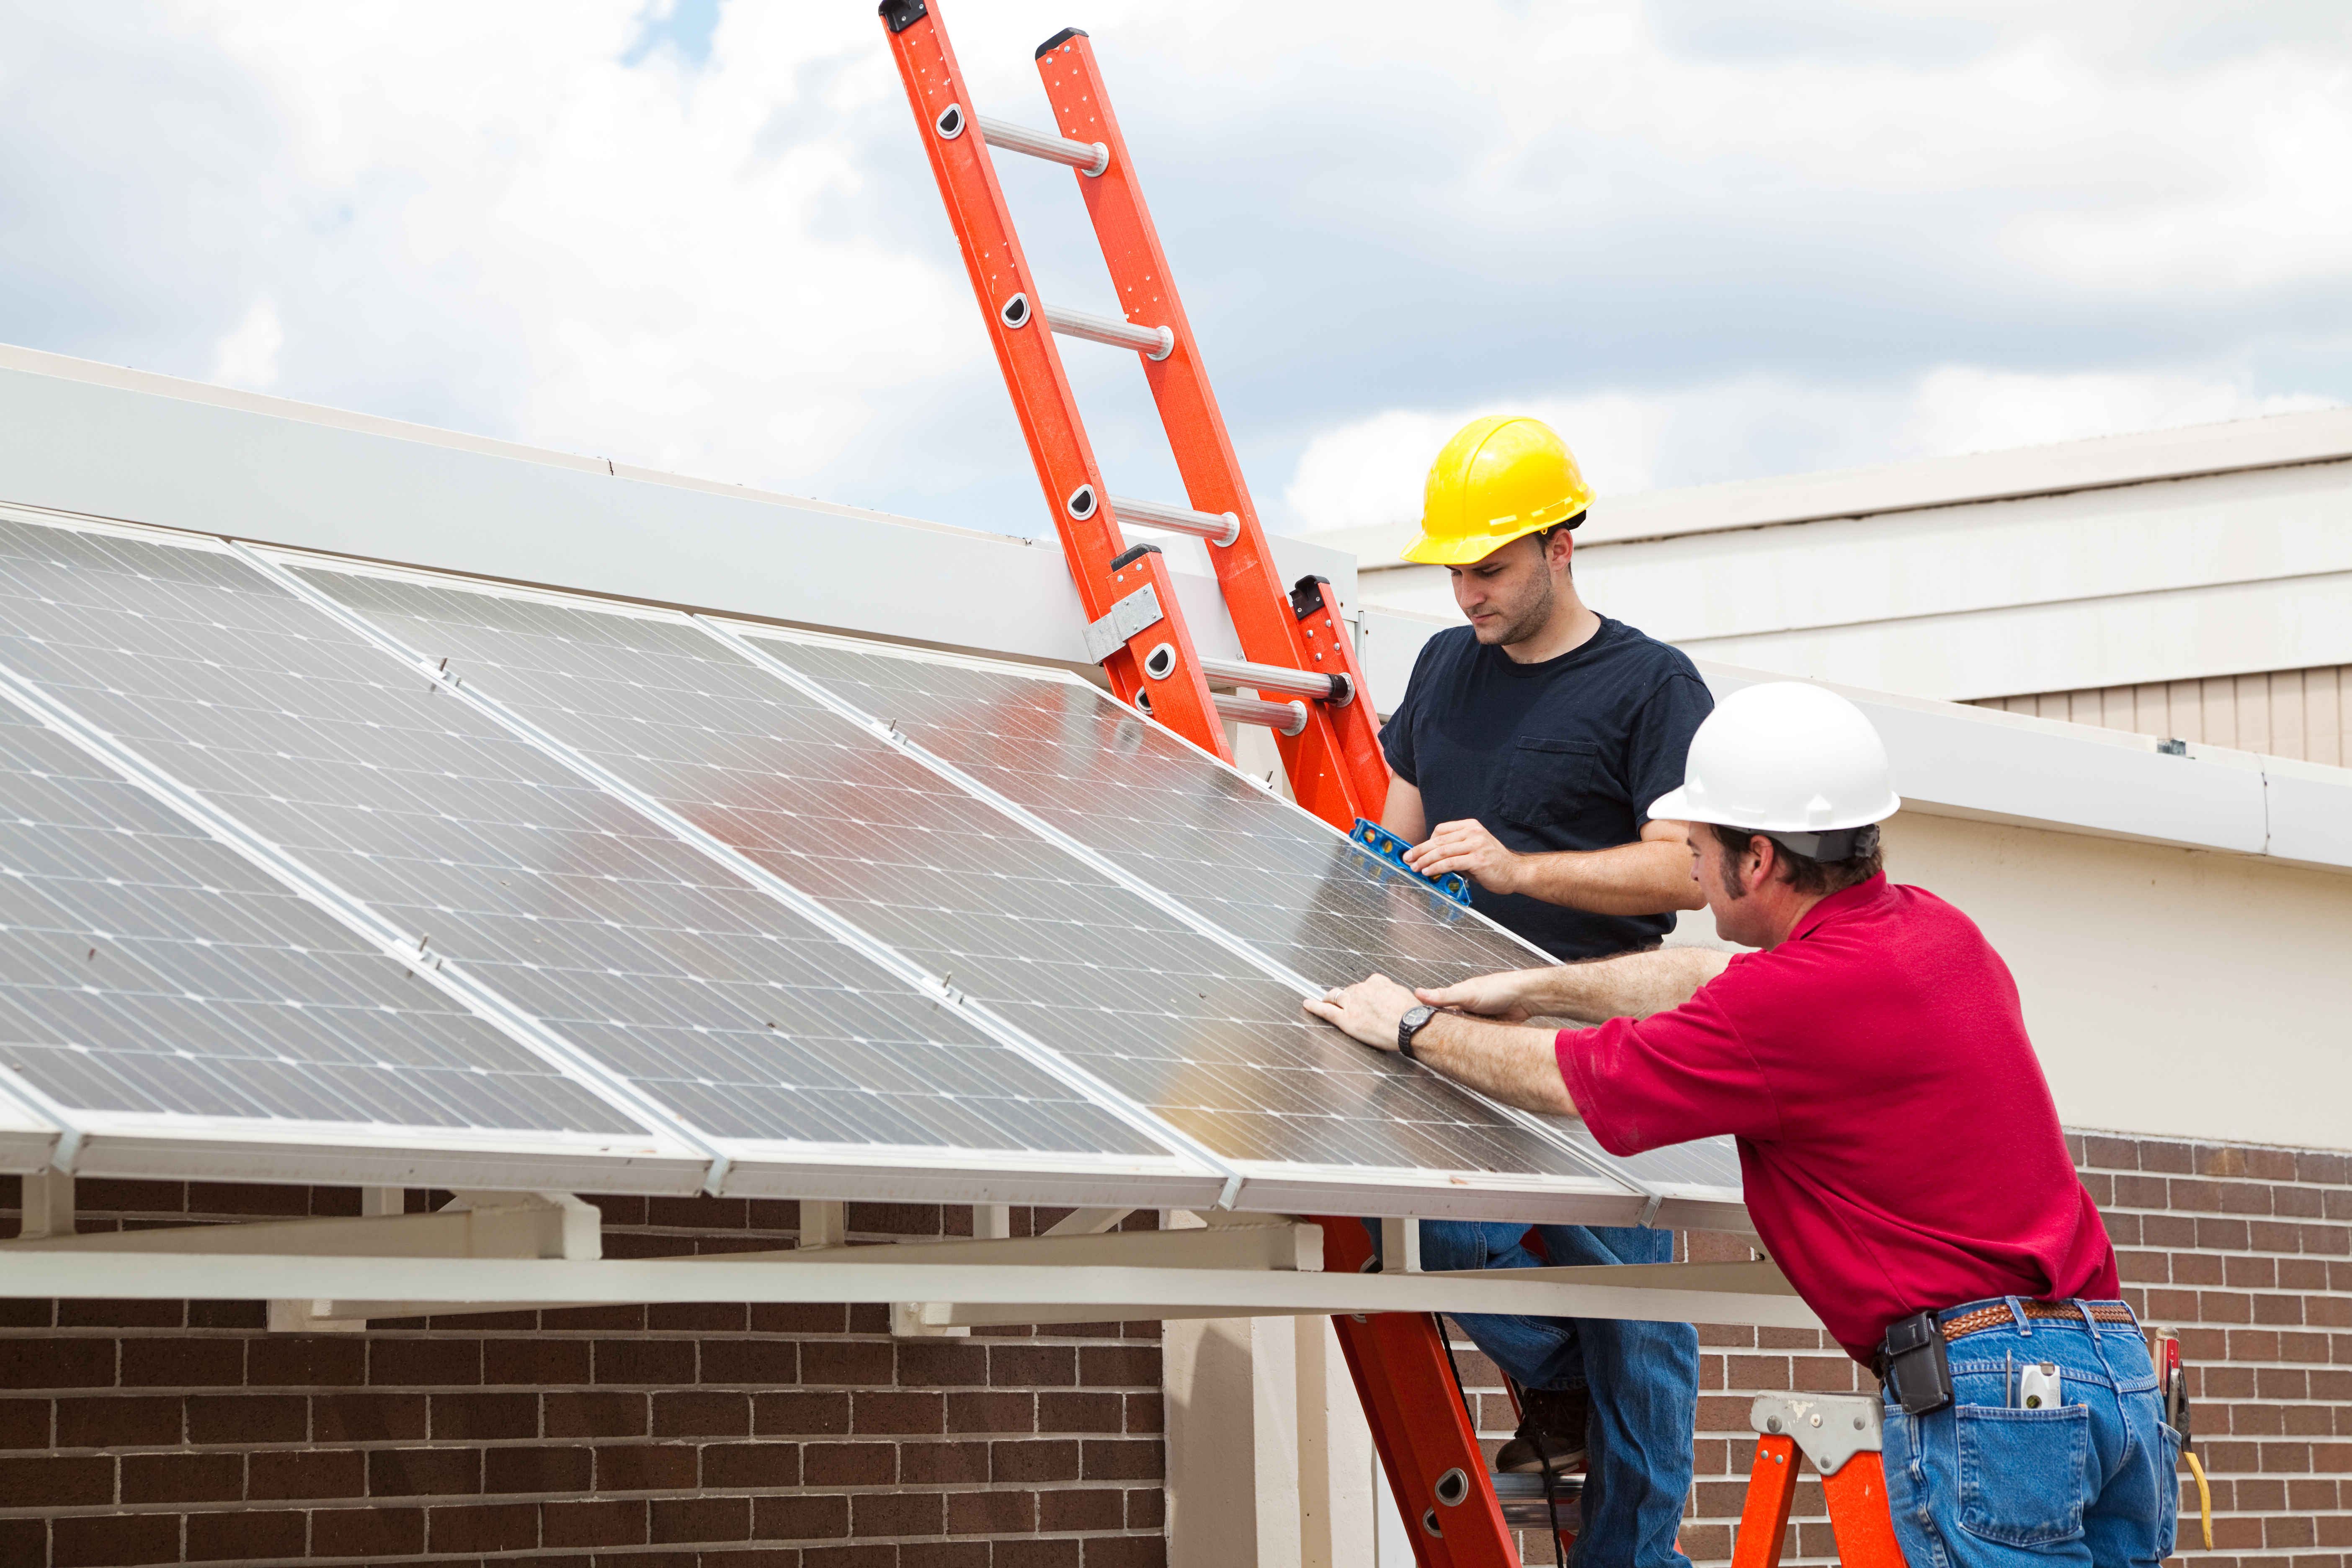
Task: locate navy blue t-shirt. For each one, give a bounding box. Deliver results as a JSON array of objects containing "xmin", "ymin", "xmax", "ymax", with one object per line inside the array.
[{"xmin": 1380, "ymin": 617, "xmax": 1713, "ymax": 961}]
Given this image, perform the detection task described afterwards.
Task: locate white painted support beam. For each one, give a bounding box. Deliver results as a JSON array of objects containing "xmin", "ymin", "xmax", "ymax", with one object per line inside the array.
[
  {"xmin": 1378, "ymin": 1216, "xmax": 1421, "ymax": 1274},
  {"xmin": 0, "ymin": 1191, "xmax": 600, "ymax": 1261},
  {"xmin": 0, "ymin": 1252, "xmax": 1820, "ymax": 1331},
  {"xmin": 973, "ymin": 1204, "xmax": 1011, "ymax": 1240},
  {"xmin": 361, "ymin": 1187, "xmax": 405, "ymax": 1218},
  {"xmin": 16, "ymin": 1170, "xmax": 72, "ymax": 1241},
  {"xmin": 797, "ymin": 1200, "xmax": 846, "ymax": 1251},
  {"xmin": 1043, "ymin": 1207, "xmax": 1134, "ymax": 1237}
]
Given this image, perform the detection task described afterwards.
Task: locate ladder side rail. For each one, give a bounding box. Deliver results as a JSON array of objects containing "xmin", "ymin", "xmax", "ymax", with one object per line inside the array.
[
  {"xmin": 1818, "ymin": 1453, "xmax": 1907, "ymax": 1568},
  {"xmin": 1319, "ymin": 1219, "xmax": 1527, "ymax": 1568},
  {"xmin": 880, "ymin": 3, "xmax": 1230, "ymax": 761},
  {"xmin": 1730, "ymin": 1434, "xmax": 1801, "ymax": 1568},
  {"xmin": 1034, "ymin": 31, "xmax": 1391, "ymax": 828}
]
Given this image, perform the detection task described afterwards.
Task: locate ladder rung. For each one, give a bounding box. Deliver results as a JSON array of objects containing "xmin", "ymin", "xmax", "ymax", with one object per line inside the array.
[
  {"xmin": 1214, "ymin": 692, "xmax": 1308, "ymax": 736},
  {"xmin": 1109, "ymin": 494, "xmax": 1240, "ymax": 547},
  {"xmin": 976, "ymin": 115, "xmax": 1108, "ymax": 176},
  {"xmin": 1044, "ymin": 304, "xmax": 1175, "ymax": 361},
  {"xmin": 1199, "ymin": 656, "xmax": 1335, "ymax": 701}
]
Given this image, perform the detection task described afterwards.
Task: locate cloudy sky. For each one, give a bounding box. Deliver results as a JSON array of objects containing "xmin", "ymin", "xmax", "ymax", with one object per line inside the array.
[{"xmin": 3, "ymin": 1, "xmax": 2344, "ymax": 539}]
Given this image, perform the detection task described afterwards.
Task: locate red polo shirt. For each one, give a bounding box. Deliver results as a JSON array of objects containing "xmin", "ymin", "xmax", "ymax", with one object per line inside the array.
[{"xmin": 1557, "ymin": 874, "xmax": 2118, "ymax": 1362}]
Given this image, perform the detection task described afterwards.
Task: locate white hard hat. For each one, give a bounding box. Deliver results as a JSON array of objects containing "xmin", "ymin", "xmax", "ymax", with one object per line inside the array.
[{"xmin": 1649, "ymin": 681, "xmax": 1900, "ymax": 855}]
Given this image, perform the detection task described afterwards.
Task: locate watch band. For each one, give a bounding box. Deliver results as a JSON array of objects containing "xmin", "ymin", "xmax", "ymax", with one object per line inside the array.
[{"xmin": 1397, "ymin": 1004, "xmax": 1437, "ymax": 1062}]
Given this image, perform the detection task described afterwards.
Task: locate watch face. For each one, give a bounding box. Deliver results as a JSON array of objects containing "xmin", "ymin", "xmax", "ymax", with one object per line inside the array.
[{"xmin": 1401, "ymin": 1005, "xmax": 1436, "ymax": 1033}]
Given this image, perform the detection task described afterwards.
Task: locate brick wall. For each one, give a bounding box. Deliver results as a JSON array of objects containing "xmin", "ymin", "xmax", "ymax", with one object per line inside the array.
[
  {"xmin": 0, "ymin": 1178, "xmax": 1166, "ymax": 1568},
  {"xmin": 1455, "ymin": 1132, "xmax": 2352, "ymax": 1567}
]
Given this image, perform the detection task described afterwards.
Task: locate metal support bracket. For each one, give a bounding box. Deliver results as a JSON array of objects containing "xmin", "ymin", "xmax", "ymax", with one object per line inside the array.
[
  {"xmin": 1751, "ymin": 1392, "xmax": 1883, "ymax": 1476},
  {"xmin": 1080, "ymin": 583, "xmax": 1166, "ymax": 664}
]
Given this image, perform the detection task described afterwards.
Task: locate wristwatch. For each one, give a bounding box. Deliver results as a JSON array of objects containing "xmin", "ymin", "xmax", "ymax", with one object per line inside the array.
[{"xmin": 1397, "ymin": 1004, "xmax": 1439, "ymax": 1062}]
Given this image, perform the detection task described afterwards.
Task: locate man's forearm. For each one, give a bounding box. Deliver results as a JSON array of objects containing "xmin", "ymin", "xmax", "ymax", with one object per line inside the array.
[
  {"xmin": 1431, "ymin": 945, "xmax": 1728, "ymax": 1024},
  {"xmin": 1411, "ymin": 1014, "xmax": 1578, "ymax": 1117},
  {"xmin": 1510, "ymin": 837, "xmax": 1705, "ymax": 916}
]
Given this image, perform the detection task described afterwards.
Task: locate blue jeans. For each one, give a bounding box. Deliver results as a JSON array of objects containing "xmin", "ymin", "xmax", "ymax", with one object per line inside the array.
[
  {"xmin": 1404, "ymin": 1220, "xmax": 1697, "ymax": 1568},
  {"xmin": 1883, "ymin": 1300, "xmax": 2177, "ymax": 1568}
]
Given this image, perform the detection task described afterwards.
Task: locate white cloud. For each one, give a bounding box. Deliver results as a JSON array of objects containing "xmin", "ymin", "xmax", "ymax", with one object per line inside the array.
[
  {"xmin": 208, "ymin": 299, "xmax": 282, "ymax": 390},
  {"xmin": 1283, "ymin": 366, "xmax": 2342, "ymax": 533}
]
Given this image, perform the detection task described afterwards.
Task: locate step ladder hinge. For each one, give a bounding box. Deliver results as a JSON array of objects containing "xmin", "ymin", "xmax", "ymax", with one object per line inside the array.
[
  {"xmin": 879, "ymin": 0, "xmax": 927, "ymax": 35},
  {"xmin": 976, "ymin": 114, "xmax": 1109, "ymax": 177},
  {"xmin": 1044, "ymin": 303, "xmax": 1174, "ymax": 361},
  {"xmin": 1289, "ymin": 574, "xmax": 1333, "ymax": 621},
  {"xmin": 1081, "ymin": 583, "xmax": 1166, "ymax": 665}
]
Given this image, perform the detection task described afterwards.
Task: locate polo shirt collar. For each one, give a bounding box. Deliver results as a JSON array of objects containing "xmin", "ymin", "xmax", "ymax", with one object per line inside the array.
[{"xmin": 1787, "ymin": 871, "xmax": 1892, "ymax": 942}]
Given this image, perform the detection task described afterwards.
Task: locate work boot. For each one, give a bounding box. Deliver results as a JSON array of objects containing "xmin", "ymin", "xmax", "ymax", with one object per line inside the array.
[{"xmin": 1494, "ymin": 1384, "xmax": 1589, "ymax": 1474}]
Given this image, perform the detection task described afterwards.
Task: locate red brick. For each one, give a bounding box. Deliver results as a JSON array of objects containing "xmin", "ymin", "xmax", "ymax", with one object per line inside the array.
[
  {"xmin": 992, "ymin": 1541, "xmax": 1080, "ymax": 1568},
  {"xmin": 57, "ymin": 1299, "xmax": 181, "ymax": 1329},
  {"xmin": 546, "ymin": 1497, "xmax": 649, "ymax": 1549},
  {"xmin": 653, "ymin": 1390, "xmax": 750, "ymax": 1437},
  {"xmin": 855, "ymin": 1490, "xmax": 945, "ymax": 1535},
  {"xmin": 545, "ymin": 1390, "xmax": 647, "ymax": 1438},
  {"xmin": 50, "ymin": 1512, "xmax": 178, "ymax": 1567},
  {"xmin": 485, "ymin": 1444, "xmax": 593, "ymax": 1493},
  {"xmin": 1040, "ymin": 1487, "xmax": 1125, "ymax": 1532},
  {"xmin": 1083, "ymin": 1438, "xmax": 1163, "ymax": 1481},
  {"xmin": 804, "ymin": 1547, "xmax": 896, "ymax": 1568},
  {"xmin": 597, "ymin": 1338, "xmax": 697, "ymax": 1385},
  {"xmin": 542, "ymin": 1303, "xmax": 645, "ymax": 1331},
  {"xmin": 901, "ymin": 1544, "xmax": 991, "ymax": 1568},
  {"xmin": 429, "ymin": 1501, "xmax": 542, "ymax": 1553},
  {"xmin": 902, "ymin": 1439, "xmax": 991, "ymax": 1485},
  {"xmin": 800, "ymin": 1340, "xmax": 893, "ymax": 1385},
  {"xmin": 485, "ymin": 1335, "xmax": 590, "ymax": 1384},
  {"xmin": 370, "ymin": 1445, "xmax": 483, "ymax": 1496},
  {"xmin": 1078, "ymin": 1346, "xmax": 1158, "ymax": 1387},
  {"xmin": 1125, "ymin": 1392, "xmax": 1163, "ymax": 1434},
  {"xmin": 53, "ymin": 1395, "xmax": 178, "ymax": 1448},
  {"xmin": 117, "ymin": 1338, "xmax": 238, "ymax": 1387},
  {"xmin": 700, "ymin": 1338, "xmax": 797, "ymax": 1384},
  {"xmin": 755, "ymin": 1492, "xmax": 851, "ymax": 1540},
  {"xmin": 750, "ymin": 1302, "xmax": 846, "ymax": 1334},
  {"xmin": 310, "ymin": 1390, "xmax": 425, "ymax": 1442},
  {"xmin": 431, "ymin": 1390, "xmax": 537, "ymax": 1440},
  {"xmin": 701, "ymin": 1440, "xmax": 798, "ymax": 1488},
  {"xmin": 249, "ymin": 1445, "xmax": 364, "ymax": 1500},
  {"xmin": 853, "ymin": 1390, "xmax": 943, "ymax": 1435},
  {"xmin": 120, "ymin": 1450, "xmax": 243, "ymax": 1504},
  {"xmin": 0, "ymin": 1453, "xmax": 113, "ymax": 1506},
  {"xmin": 995, "ymin": 1438, "xmax": 1081, "ymax": 1483},
  {"xmin": 595, "ymin": 1441, "xmax": 701, "ymax": 1491},
  {"xmin": 1084, "ymin": 1538, "xmax": 1168, "ymax": 1568},
  {"xmin": 1128, "ymin": 1484, "xmax": 1166, "ymax": 1530},
  {"xmin": 756, "ymin": 1390, "xmax": 850, "ymax": 1436},
  {"xmin": 949, "ymin": 1488, "xmax": 1037, "ymax": 1533},
  {"xmin": 1038, "ymin": 1391, "xmax": 1122, "ymax": 1432},
  {"xmin": 992, "ymin": 1344, "xmax": 1078, "ymax": 1387},
  {"xmin": 650, "ymin": 1494, "xmax": 751, "ymax": 1543},
  {"xmin": 804, "ymin": 1441, "xmax": 896, "ymax": 1486},
  {"xmin": 187, "ymin": 1507, "xmax": 304, "ymax": 1561},
  {"xmin": 245, "ymin": 1334, "xmax": 364, "ymax": 1387}
]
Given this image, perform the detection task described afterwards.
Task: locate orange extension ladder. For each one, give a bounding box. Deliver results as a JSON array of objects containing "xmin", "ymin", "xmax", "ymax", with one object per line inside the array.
[{"xmin": 877, "ymin": 3, "xmax": 1546, "ymax": 1559}]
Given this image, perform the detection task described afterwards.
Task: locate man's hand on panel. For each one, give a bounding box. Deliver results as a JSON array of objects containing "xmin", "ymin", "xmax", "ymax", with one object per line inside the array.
[
  {"xmin": 1413, "ymin": 970, "xmax": 1539, "ymax": 1023},
  {"xmin": 1302, "ymin": 972, "xmax": 1419, "ymax": 1051},
  {"xmin": 1404, "ymin": 817, "xmax": 1523, "ymax": 893}
]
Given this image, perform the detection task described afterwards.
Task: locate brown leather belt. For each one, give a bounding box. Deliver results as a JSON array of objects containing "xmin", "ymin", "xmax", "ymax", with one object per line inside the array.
[{"xmin": 1939, "ymin": 1300, "xmax": 2137, "ymax": 1343}]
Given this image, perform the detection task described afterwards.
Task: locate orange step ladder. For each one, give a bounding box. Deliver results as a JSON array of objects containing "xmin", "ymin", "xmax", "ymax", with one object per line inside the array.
[{"xmin": 877, "ymin": 3, "xmax": 1543, "ymax": 1560}]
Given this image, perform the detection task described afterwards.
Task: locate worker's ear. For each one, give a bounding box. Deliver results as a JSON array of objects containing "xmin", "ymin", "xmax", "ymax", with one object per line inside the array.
[
  {"xmin": 1742, "ymin": 834, "xmax": 1774, "ymax": 895},
  {"xmin": 1545, "ymin": 525, "xmax": 1573, "ymax": 577}
]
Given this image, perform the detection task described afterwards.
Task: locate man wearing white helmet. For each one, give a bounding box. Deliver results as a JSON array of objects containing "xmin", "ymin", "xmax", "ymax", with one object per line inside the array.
[{"xmin": 1308, "ymin": 682, "xmax": 2174, "ymax": 1568}]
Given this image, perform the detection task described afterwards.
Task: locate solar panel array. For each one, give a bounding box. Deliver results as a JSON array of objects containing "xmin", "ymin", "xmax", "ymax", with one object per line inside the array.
[{"xmin": 0, "ymin": 507, "xmax": 1744, "ymax": 1222}]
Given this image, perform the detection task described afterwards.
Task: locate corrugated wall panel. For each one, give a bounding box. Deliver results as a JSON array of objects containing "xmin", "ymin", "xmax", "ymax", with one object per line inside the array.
[{"xmin": 1976, "ymin": 664, "xmax": 2352, "ymax": 766}]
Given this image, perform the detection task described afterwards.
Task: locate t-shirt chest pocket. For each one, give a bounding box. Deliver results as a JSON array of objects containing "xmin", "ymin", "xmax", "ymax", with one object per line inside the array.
[{"xmin": 1496, "ymin": 736, "xmax": 1605, "ymax": 829}]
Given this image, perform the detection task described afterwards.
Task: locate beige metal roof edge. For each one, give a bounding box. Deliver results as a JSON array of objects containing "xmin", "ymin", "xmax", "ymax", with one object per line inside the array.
[
  {"xmin": 0, "ymin": 341, "xmax": 1029, "ymax": 549},
  {"xmin": 1315, "ymin": 404, "xmax": 2352, "ymax": 567}
]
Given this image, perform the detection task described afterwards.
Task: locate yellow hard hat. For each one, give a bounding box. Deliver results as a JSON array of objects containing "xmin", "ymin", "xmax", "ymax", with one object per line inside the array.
[{"xmin": 1401, "ymin": 415, "xmax": 1595, "ymax": 566}]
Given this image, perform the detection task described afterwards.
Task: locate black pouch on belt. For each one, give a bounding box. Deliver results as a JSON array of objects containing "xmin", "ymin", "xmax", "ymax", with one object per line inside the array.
[{"xmin": 1882, "ymin": 1309, "xmax": 1955, "ymax": 1415}]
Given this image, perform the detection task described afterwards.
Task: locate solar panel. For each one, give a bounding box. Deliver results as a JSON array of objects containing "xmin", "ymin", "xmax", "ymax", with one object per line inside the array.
[
  {"xmin": 0, "ymin": 689, "xmax": 704, "ymax": 1191},
  {"xmin": 740, "ymin": 628, "xmax": 1746, "ymax": 1220},
  {"xmin": 284, "ymin": 564, "xmax": 1640, "ymax": 1221},
  {"xmin": 0, "ymin": 513, "xmax": 1210, "ymax": 1206}
]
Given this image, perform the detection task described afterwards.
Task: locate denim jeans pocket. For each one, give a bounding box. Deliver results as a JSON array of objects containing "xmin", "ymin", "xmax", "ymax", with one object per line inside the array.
[
  {"xmin": 1957, "ymin": 1404, "xmax": 2091, "ymax": 1546},
  {"xmin": 2156, "ymin": 1422, "xmax": 2183, "ymax": 1558}
]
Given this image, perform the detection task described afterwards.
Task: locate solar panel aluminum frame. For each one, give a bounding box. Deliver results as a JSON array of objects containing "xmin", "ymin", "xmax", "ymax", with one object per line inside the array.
[
  {"xmin": 237, "ymin": 545, "xmax": 1235, "ymax": 1213},
  {"xmin": 0, "ymin": 583, "xmax": 720, "ymax": 1195},
  {"xmin": 0, "ymin": 1080, "xmax": 61, "ymax": 1173},
  {"xmin": 720, "ymin": 621, "xmax": 1757, "ymax": 1222}
]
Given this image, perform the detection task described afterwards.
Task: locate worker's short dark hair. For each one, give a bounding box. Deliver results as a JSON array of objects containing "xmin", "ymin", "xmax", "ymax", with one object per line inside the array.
[
  {"xmin": 1708, "ymin": 822, "xmax": 1883, "ymax": 898},
  {"xmin": 1530, "ymin": 512, "xmax": 1586, "ymax": 570}
]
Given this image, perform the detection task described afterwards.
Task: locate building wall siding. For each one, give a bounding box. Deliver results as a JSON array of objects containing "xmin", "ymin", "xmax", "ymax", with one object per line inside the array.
[
  {"xmin": 1975, "ymin": 663, "xmax": 2352, "ymax": 766},
  {"xmin": 0, "ymin": 1180, "xmax": 1165, "ymax": 1568},
  {"xmin": 1457, "ymin": 1132, "xmax": 2352, "ymax": 1567}
]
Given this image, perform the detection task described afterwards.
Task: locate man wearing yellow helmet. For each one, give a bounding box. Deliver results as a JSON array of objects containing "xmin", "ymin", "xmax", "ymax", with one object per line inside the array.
[{"xmin": 1375, "ymin": 415, "xmax": 1710, "ymax": 1568}]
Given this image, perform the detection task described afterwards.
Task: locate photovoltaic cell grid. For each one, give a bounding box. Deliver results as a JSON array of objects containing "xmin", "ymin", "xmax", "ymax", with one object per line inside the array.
[
  {"xmin": 747, "ymin": 637, "xmax": 1555, "ymax": 993},
  {"xmin": 0, "ymin": 518, "xmax": 1156, "ymax": 1164},
  {"xmin": 753, "ymin": 634, "xmax": 1745, "ymax": 1200},
  {"xmin": 0, "ymin": 699, "xmax": 638, "ymax": 1137},
  {"xmin": 294, "ymin": 569, "xmax": 1612, "ymax": 1182}
]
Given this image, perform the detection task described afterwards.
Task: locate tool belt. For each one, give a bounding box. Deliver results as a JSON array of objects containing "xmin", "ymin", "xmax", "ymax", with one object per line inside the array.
[{"xmin": 1874, "ymin": 1299, "xmax": 2137, "ymax": 1414}]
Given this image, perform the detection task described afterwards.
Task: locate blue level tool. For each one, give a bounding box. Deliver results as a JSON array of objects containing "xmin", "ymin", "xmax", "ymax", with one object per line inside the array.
[{"xmin": 1348, "ymin": 818, "xmax": 1474, "ymax": 907}]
